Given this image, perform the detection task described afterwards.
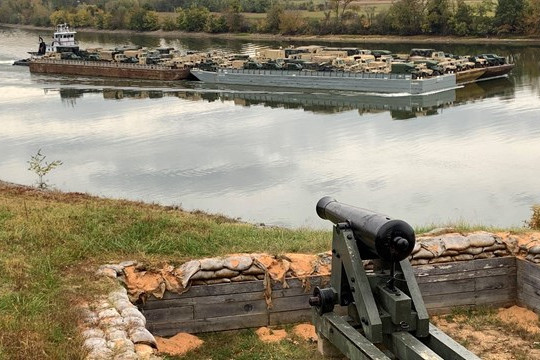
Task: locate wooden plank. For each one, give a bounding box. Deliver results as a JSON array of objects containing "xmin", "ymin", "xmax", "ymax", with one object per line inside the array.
[
  {"xmin": 147, "ymin": 313, "xmax": 269, "ymax": 336},
  {"xmin": 194, "ymin": 298, "xmax": 268, "ymax": 319},
  {"xmin": 147, "ymin": 275, "xmax": 326, "ymax": 301},
  {"xmin": 419, "ymin": 278, "xmax": 474, "ymax": 296},
  {"xmin": 142, "ymin": 291, "xmax": 265, "ymax": 310},
  {"xmin": 423, "ymin": 287, "xmax": 515, "ymax": 309},
  {"xmin": 269, "ymin": 309, "xmax": 312, "ymax": 326},
  {"xmin": 152, "ymin": 280, "xmax": 265, "ymax": 300},
  {"xmin": 417, "ymin": 273, "xmax": 515, "ymax": 297},
  {"xmin": 516, "ymin": 259, "xmax": 540, "ymax": 313},
  {"xmin": 413, "ymin": 257, "xmax": 515, "ymax": 278},
  {"xmin": 476, "ymin": 274, "xmax": 515, "ymax": 292},
  {"xmin": 270, "ymin": 294, "xmax": 311, "ymax": 313},
  {"xmin": 415, "ymin": 267, "xmax": 515, "ymax": 284},
  {"xmin": 427, "ymin": 300, "xmax": 516, "ymax": 315},
  {"xmin": 142, "ymin": 306, "xmax": 193, "ymax": 325},
  {"xmin": 517, "ymin": 281, "xmax": 540, "ymax": 313},
  {"xmin": 517, "ymin": 259, "xmax": 540, "ymax": 286}
]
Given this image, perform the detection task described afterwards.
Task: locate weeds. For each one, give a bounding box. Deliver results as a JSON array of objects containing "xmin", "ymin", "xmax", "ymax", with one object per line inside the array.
[
  {"xmin": 528, "ymin": 205, "xmax": 540, "ymax": 229},
  {"xmin": 27, "ymin": 149, "xmax": 63, "ymax": 189}
]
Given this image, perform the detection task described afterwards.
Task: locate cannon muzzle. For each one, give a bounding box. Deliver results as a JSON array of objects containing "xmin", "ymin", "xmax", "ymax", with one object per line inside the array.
[{"xmin": 316, "ymin": 196, "xmax": 415, "ymax": 262}]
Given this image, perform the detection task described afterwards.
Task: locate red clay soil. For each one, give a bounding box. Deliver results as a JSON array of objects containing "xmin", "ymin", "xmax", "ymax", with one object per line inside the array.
[{"xmin": 154, "ymin": 332, "xmax": 203, "ymax": 356}]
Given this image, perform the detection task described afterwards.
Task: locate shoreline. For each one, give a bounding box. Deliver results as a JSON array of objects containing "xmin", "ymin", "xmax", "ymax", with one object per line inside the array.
[{"xmin": 3, "ymin": 23, "xmax": 540, "ymax": 46}]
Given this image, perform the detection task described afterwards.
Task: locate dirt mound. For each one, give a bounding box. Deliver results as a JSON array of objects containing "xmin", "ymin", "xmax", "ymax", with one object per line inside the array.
[
  {"xmin": 155, "ymin": 332, "xmax": 203, "ymax": 356},
  {"xmin": 292, "ymin": 324, "xmax": 318, "ymax": 342},
  {"xmin": 498, "ymin": 305, "xmax": 540, "ymax": 334},
  {"xmin": 434, "ymin": 306, "xmax": 540, "ymax": 360},
  {"xmin": 255, "ymin": 327, "xmax": 288, "ymax": 343}
]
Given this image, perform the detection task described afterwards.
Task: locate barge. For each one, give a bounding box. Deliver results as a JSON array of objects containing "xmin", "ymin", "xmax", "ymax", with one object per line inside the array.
[
  {"xmin": 29, "ymin": 59, "xmax": 190, "ymax": 81},
  {"xmin": 23, "ymin": 23, "xmax": 192, "ymax": 81},
  {"xmin": 190, "ymin": 68, "xmax": 457, "ymax": 95}
]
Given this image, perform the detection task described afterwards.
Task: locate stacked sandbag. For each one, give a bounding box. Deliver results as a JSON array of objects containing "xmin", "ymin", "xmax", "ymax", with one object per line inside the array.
[
  {"xmin": 80, "ymin": 287, "xmax": 161, "ymax": 360},
  {"xmin": 510, "ymin": 233, "xmax": 540, "ymax": 264},
  {"xmin": 409, "ymin": 231, "xmax": 511, "ymax": 266},
  {"xmin": 96, "ymin": 252, "xmax": 379, "ymax": 303}
]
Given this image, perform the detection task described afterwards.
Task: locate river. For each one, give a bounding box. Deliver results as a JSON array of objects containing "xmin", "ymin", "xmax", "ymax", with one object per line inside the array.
[{"xmin": 1, "ymin": 26, "xmax": 539, "ymax": 229}]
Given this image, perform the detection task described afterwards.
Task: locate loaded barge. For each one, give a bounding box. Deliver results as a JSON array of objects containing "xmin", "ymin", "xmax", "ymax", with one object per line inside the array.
[
  {"xmin": 190, "ymin": 68, "xmax": 457, "ymax": 95},
  {"xmin": 24, "ymin": 23, "xmax": 192, "ymax": 81},
  {"xmin": 29, "ymin": 59, "xmax": 190, "ymax": 81},
  {"xmin": 19, "ymin": 25, "xmax": 514, "ymax": 95}
]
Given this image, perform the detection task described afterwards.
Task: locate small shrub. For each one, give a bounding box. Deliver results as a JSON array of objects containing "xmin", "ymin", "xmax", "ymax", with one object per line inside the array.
[
  {"xmin": 529, "ymin": 205, "xmax": 540, "ymax": 229},
  {"xmin": 27, "ymin": 149, "xmax": 63, "ymax": 189}
]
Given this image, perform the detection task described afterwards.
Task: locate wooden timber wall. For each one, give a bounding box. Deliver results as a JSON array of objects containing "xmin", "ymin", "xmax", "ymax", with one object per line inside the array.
[
  {"xmin": 140, "ymin": 257, "xmax": 524, "ymax": 337},
  {"xmin": 517, "ymin": 258, "xmax": 540, "ymax": 313}
]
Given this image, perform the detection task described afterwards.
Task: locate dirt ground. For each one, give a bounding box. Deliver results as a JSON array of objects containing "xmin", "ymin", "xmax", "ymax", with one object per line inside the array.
[
  {"xmin": 154, "ymin": 306, "xmax": 539, "ymax": 358},
  {"xmin": 433, "ymin": 305, "xmax": 540, "ymax": 360}
]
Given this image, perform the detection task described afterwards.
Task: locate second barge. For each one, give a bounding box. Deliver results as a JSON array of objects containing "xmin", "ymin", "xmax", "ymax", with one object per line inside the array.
[{"xmin": 190, "ymin": 68, "xmax": 457, "ymax": 95}]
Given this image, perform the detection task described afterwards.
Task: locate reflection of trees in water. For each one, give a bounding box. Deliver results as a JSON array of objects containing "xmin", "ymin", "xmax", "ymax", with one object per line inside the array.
[{"xmin": 507, "ymin": 46, "xmax": 540, "ymax": 95}]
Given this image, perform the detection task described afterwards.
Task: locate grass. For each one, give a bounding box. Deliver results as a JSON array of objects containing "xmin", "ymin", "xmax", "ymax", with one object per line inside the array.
[
  {"xmin": 0, "ymin": 182, "xmax": 330, "ymax": 360},
  {"xmin": 1, "ymin": 181, "xmax": 538, "ymax": 359},
  {"xmin": 172, "ymin": 327, "xmax": 325, "ymax": 360}
]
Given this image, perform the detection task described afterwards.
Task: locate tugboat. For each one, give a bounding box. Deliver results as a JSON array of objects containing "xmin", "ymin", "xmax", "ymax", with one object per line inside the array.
[
  {"xmin": 19, "ymin": 23, "xmax": 192, "ymax": 81},
  {"xmin": 42, "ymin": 23, "xmax": 79, "ymax": 54},
  {"xmin": 13, "ymin": 23, "xmax": 79, "ymax": 66}
]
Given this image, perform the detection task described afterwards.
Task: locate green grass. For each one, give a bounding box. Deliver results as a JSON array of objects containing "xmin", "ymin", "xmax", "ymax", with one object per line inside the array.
[
  {"xmin": 172, "ymin": 327, "xmax": 324, "ymax": 360},
  {"xmin": 0, "ymin": 182, "xmax": 330, "ymax": 359},
  {"xmin": 414, "ymin": 219, "xmax": 529, "ymax": 236},
  {"xmin": 1, "ymin": 182, "xmax": 538, "ymax": 359}
]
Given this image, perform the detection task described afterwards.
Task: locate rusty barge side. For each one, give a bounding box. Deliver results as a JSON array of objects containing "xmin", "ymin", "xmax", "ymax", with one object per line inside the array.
[{"xmin": 29, "ymin": 59, "xmax": 191, "ymax": 81}]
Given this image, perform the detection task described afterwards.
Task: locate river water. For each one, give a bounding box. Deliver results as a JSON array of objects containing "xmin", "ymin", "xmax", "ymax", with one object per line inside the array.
[{"xmin": 1, "ymin": 26, "xmax": 539, "ymax": 229}]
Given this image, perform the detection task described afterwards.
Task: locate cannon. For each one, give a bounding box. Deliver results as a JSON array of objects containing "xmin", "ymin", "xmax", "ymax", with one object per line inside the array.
[{"xmin": 310, "ymin": 197, "xmax": 480, "ymax": 360}]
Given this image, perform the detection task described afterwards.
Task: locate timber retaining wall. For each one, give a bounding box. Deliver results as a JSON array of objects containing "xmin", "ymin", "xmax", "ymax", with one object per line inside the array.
[{"xmin": 95, "ymin": 231, "xmax": 540, "ymax": 337}]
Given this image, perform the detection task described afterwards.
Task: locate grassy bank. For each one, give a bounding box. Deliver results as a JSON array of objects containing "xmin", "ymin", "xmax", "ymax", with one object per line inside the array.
[
  {"xmin": 0, "ymin": 180, "xmax": 535, "ymax": 359},
  {"xmin": 0, "ymin": 181, "xmax": 330, "ymax": 359}
]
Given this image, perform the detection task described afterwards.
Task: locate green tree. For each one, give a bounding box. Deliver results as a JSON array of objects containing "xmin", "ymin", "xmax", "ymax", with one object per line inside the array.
[
  {"xmin": 524, "ymin": 0, "xmax": 540, "ymax": 34},
  {"xmin": 225, "ymin": 0, "xmax": 246, "ymax": 32},
  {"xmin": 182, "ymin": 6, "xmax": 210, "ymax": 32},
  {"xmin": 50, "ymin": 9, "xmax": 71, "ymax": 25},
  {"xmin": 424, "ymin": 0, "xmax": 451, "ymax": 34},
  {"xmin": 206, "ymin": 14, "xmax": 229, "ymax": 33},
  {"xmin": 278, "ymin": 10, "xmax": 305, "ymax": 34},
  {"xmin": 29, "ymin": 0, "xmax": 52, "ymax": 26},
  {"xmin": 265, "ymin": 1, "xmax": 284, "ymax": 32},
  {"xmin": 449, "ymin": 0, "xmax": 473, "ymax": 36},
  {"xmin": 387, "ymin": 0, "xmax": 425, "ymax": 35},
  {"xmin": 161, "ymin": 15, "xmax": 178, "ymax": 31},
  {"xmin": 105, "ymin": 0, "xmax": 137, "ymax": 29},
  {"xmin": 72, "ymin": 5, "xmax": 95, "ymax": 27},
  {"xmin": 493, "ymin": 0, "xmax": 525, "ymax": 34},
  {"xmin": 472, "ymin": 0, "xmax": 494, "ymax": 36},
  {"xmin": 129, "ymin": 8, "xmax": 159, "ymax": 31}
]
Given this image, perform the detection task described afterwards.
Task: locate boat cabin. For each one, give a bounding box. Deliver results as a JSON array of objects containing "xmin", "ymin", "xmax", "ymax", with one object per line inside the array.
[{"xmin": 43, "ymin": 23, "xmax": 79, "ymax": 54}]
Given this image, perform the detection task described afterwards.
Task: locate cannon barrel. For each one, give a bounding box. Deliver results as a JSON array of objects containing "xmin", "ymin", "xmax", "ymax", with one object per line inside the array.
[{"xmin": 316, "ymin": 196, "xmax": 415, "ymax": 262}]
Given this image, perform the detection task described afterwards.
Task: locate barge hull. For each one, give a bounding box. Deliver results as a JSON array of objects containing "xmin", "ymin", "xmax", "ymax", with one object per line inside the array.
[
  {"xmin": 477, "ymin": 64, "xmax": 515, "ymax": 79},
  {"xmin": 29, "ymin": 60, "xmax": 190, "ymax": 81},
  {"xmin": 191, "ymin": 69, "xmax": 457, "ymax": 95}
]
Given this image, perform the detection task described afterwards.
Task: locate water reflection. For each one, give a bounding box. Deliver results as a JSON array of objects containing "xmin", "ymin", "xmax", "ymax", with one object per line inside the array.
[
  {"xmin": 2, "ymin": 27, "xmax": 540, "ymax": 229},
  {"xmin": 52, "ymin": 76, "xmax": 515, "ymax": 120}
]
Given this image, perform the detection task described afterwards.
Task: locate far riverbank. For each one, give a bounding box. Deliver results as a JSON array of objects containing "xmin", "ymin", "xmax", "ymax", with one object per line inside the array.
[{"xmin": 3, "ymin": 23, "xmax": 540, "ymax": 46}]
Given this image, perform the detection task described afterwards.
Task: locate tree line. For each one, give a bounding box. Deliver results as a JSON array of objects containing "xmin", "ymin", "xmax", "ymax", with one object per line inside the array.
[{"xmin": 1, "ymin": 0, "xmax": 539, "ymax": 36}]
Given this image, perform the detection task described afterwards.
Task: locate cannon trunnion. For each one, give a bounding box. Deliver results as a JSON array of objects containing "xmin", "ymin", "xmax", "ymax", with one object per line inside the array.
[{"xmin": 310, "ymin": 197, "xmax": 481, "ymax": 360}]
